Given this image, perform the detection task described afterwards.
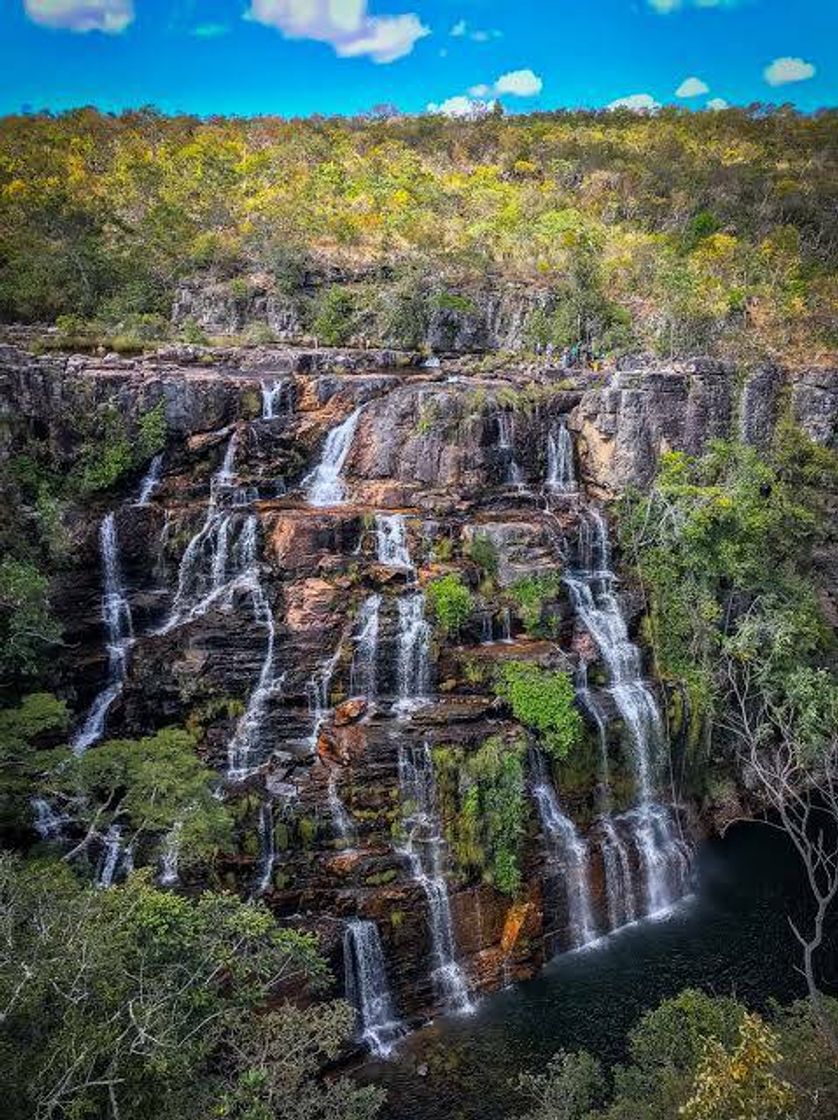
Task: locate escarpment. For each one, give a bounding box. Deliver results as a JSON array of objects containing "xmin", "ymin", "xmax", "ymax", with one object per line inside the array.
[{"xmin": 2, "ymin": 344, "xmax": 835, "ymax": 1046}]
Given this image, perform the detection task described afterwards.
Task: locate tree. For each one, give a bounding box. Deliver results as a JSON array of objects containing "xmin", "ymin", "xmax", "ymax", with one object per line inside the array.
[
  {"xmin": 0, "ymin": 558, "xmax": 62, "ymax": 681},
  {"xmin": 516, "ymin": 1049, "xmax": 601, "ymax": 1120}
]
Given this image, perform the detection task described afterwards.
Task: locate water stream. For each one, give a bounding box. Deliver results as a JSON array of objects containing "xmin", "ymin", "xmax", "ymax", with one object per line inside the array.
[
  {"xmin": 344, "ymin": 919, "xmax": 405, "ymax": 1058},
  {"xmin": 305, "ymin": 407, "xmax": 362, "ymax": 507}
]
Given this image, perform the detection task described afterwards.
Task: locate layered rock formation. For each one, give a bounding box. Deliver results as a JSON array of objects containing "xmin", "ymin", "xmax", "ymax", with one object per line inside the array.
[{"xmin": 2, "ymin": 344, "xmax": 835, "ymax": 1043}]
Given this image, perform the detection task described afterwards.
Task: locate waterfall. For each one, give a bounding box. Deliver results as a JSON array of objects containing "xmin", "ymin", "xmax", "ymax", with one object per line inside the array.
[
  {"xmin": 395, "ymin": 592, "xmax": 432, "ymax": 712},
  {"xmin": 31, "ymin": 796, "xmax": 66, "ymax": 841},
  {"xmin": 159, "ymin": 820, "xmax": 183, "ymax": 886},
  {"xmin": 304, "ymin": 407, "xmax": 362, "ymax": 507},
  {"xmin": 226, "ymin": 518, "xmax": 283, "ymax": 780},
  {"xmin": 72, "ymin": 513, "xmax": 134, "ymax": 754},
  {"xmin": 328, "ymin": 770, "xmax": 357, "ymax": 847},
  {"xmin": 136, "ymin": 454, "xmax": 163, "ymax": 505},
  {"xmin": 375, "ymin": 514, "xmax": 412, "ymax": 569},
  {"xmin": 497, "ymin": 412, "xmax": 524, "ymax": 486},
  {"xmin": 350, "ymin": 594, "xmax": 381, "ymax": 699},
  {"xmin": 397, "ymin": 743, "xmax": 473, "ymax": 1015},
  {"xmin": 546, "ymin": 420, "xmax": 576, "ymax": 492},
  {"xmin": 500, "ymin": 606, "xmax": 513, "ymax": 643},
  {"xmin": 531, "ymin": 752, "xmax": 597, "ymax": 949},
  {"xmin": 575, "ymin": 663, "xmax": 610, "ymax": 799},
  {"xmin": 254, "ymin": 802, "xmax": 276, "ymax": 894},
  {"xmin": 564, "ymin": 507, "xmax": 690, "ymax": 916},
  {"xmin": 261, "ymin": 379, "xmax": 291, "ymax": 420},
  {"xmin": 306, "ymin": 648, "xmax": 342, "ymax": 751},
  {"xmin": 96, "ymin": 824, "xmax": 127, "ymax": 889},
  {"xmin": 343, "ymin": 920, "xmax": 405, "ymax": 1058},
  {"xmin": 599, "ymin": 818, "xmax": 636, "ymax": 930}
]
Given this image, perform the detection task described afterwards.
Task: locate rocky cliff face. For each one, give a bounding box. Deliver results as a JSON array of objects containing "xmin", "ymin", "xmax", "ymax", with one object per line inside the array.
[{"xmin": 2, "ymin": 344, "xmax": 835, "ymax": 1036}]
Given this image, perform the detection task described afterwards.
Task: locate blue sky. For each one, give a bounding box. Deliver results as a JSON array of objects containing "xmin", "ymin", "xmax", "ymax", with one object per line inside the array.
[{"xmin": 2, "ymin": 0, "xmax": 835, "ymax": 118}]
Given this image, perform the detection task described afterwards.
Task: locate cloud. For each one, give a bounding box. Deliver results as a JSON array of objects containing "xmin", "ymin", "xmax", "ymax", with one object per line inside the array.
[
  {"xmin": 449, "ymin": 18, "xmax": 502, "ymax": 42},
  {"xmin": 468, "ymin": 83, "xmax": 491, "ymax": 97},
  {"xmin": 495, "ymin": 68, "xmax": 543, "ymax": 97},
  {"xmin": 426, "ymin": 95, "xmax": 495, "ymax": 119},
  {"xmin": 191, "ymin": 22, "xmax": 230, "ymax": 39},
  {"xmin": 707, "ymin": 97, "xmax": 729, "ymax": 110},
  {"xmin": 607, "ymin": 92, "xmax": 661, "ymax": 112},
  {"xmin": 648, "ymin": 0, "xmax": 743, "ymax": 12},
  {"xmin": 246, "ymin": 0, "xmax": 429, "ymax": 63},
  {"xmin": 24, "ymin": 0, "xmax": 133, "ymax": 33},
  {"xmin": 763, "ymin": 56, "xmax": 816, "ymax": 87},
  {"xmin": 676, "ymin": 76, "xmax": 709, "ymax": 98}
]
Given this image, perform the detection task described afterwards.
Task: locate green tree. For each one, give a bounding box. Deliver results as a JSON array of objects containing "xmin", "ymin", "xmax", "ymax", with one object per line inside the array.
[{"xmin": 0, "ymin": 558, "xmax": 62, "ymax": 681}]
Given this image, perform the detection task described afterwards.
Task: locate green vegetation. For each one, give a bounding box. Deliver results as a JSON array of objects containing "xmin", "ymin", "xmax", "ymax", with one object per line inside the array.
[
  {"xmin": 465, "ymin": 533, "xmax": 500, "ymax": 579},
  {"xmin": 0, "ymin": 559, "xmax": 62, "ymax": 681},
  {"xmin": 617, "ymin": 434, "xmax": 838, "ymax": 781},
  {"xmin": 509, "ymin": 573, "xmax": 562, "ymax": 637},
  {"xmin": 496, "ymin": 661, "xmax": 583, "ymax": 761},
  {"xmin": 433, "ymin": 736, "xmax": 528, "ymax": 895},
  {"xmin": 426, "ymin": 572, "xmax": 475, "ymax": 638},
  {"xmin": 0, "ymin": 855, "xmax": 383, "ymax": 1120},
  {"xmin": 512, "ymin": 988, "xmax": 838, "ymax": 1120},
  {"xmin": 1, "ymin": 108, "xmax": 835, "ymax": 362}
]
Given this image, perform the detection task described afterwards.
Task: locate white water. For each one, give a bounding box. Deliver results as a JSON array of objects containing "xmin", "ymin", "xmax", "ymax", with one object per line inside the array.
[
  {"xmin": 255, "ymin": 801, "xmax": 276, "ymax": 894},
  {"xmin": 31, "ymin": 797, "xmax": 67, "ymax": 841},
  {"xmin": 546, "ymin": 419, "xmax": 576, "ymax": 492},
  {"xmin": 306, "ymin": 648, "xmax": 342, "ymax": 751},
  {"xmin": 398, "ymin": 743, "xmax": 473, "ymax": 1015},
  {"xmin": 304, "ymin": 407, "xmax": 362, "ymax": 507},
  {"xmin": 531, "ymin": 752, "xmax": 597, "ymax": 948},
  {"xmin": 96, "ymin": 824, "xmax": 126, "ymax": 889},
  {"xmin": 159, "ymin": 819, "xmax": 183, "ymax": 887},
  {"xmin": 599, "ymin": 817, "xmax": 637, "ymax": 930},
  {"xmin": 350, "ymin": 594, "xmax": 381, "ymax": 699},
  {"xmin": 328, "ymin": 769, "xmax": 357, "ymax": 847},
  {"xmin": 344, "ymin": 920, "xmax": 405, "ymax": 1058},
  {"xmin": 261, "ymin": 379, "xmax": 292, "ymax": 420},
  {"xmin": 136, "ymin": 454, "xmax": 164, "ymax": 505},
  {"xmin": 72, "ymin": 513, "xmax": 134, "ymax": 754},
  {"xmin": 396, "ymin": 593, "xmax": 432, "ymax": 712},
  {"xmin": 497, "ymin": 412, "xmax": 524, "ymax": 486},
  {"xmin": 564, "ymin": 507, "xmax": 690, "ymax": 915},
  {"xmin": 375, "ymin": 514, "xmax": 413, "ymax": 569}
]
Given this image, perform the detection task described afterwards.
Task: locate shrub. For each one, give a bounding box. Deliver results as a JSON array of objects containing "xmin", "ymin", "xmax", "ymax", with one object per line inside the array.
[
  {"xmin": 495, "ymin": 661, "xmax": 582, "ymax": 760},
  {"xmin": 509, "ymin": 573, "xmax": 562, "ymax": 636},
  {"xmin": 312, "ymin": 286, "xmax": 356, "ymax": 345},
  {"xmin": 466, "ymin": 533, "xmax": 499, "ymax": 578},
  {"xmin": 426, "ymin": 572, "xmax": 474, "ymax": 638}
]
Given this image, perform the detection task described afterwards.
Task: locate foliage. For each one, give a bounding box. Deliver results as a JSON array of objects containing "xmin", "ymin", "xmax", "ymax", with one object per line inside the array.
[
  {"xmin": 1, "ymin": 108, "xmax": 836, "ymax": 363},
  {"xmin": 466, "ymin": 533, "xmax": 499, "ymax": 579},
  {"xmin": 516, "ymin": 1049, "xmax": 602, "ymax": 1120},
  {"xmin": 312, "ymin": 285, "xmax": 356, "ymax": 345},
  {"xmin": 0, "ymin": 557, "xmax": 62, "ymax": 681},
  {"xmin": 0, "ymin": 855, "xmax": 381, "ymax": 1120},
  {"xmin": 426, "ymin": 572, "xmax": 475, "ymax": 638},
  {"xmin": 0, "ymin": 692, "xmax": 68, "ymax": 837},
  {"xmin": 433, "ymin": 736, "xmax": 528, "ymax": 894},
  {"xmin": 496, "ymin": 661, "xmax": 582, "ymax": 761},
  {"xmin": 40, "ymin": 727, "xmax": 233, "ymax": 875},
  {"xmin": 509, "ymin": 573, "xmax": 562, "ymax": 637},
  {"xmin": 69, "ymin": 402, "xmax": 167, "ymax": 496}
]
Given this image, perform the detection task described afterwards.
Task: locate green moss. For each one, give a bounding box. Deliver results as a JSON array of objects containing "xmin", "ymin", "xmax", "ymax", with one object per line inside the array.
[
  {"xmin": 364, "ymin": 869, "xmax": 398, "ymax": 887},
  {"xmin": 298, "ymin": 816, "xmax": 318, "ymax": 848}
]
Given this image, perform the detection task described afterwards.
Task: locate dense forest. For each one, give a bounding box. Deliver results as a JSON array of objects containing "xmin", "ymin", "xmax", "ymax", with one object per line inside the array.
[
  {"xmin": 1, "ymin": 104, "xmax": 837, "ymax": 1120},
  {"xmin": 1, "ymin": 106, "xmax": 837, "ymax": 362}
]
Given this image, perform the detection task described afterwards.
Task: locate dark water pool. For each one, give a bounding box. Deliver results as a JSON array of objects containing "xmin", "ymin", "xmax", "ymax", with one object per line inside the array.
[{"xmin": 359, "ymin": 822, "xmax": 837, "ymax": 1120}]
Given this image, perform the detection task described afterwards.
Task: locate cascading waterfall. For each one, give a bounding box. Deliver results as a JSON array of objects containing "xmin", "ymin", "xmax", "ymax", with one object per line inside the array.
[
  {"xmin": 564, "ymin": 507, "xmax": 690, "ymax": 917},
  {"xmin": 255, "ymin": 801, "xmax": 276, "ymax": 894},
  {"xmin": 375, "ymin": 514, "xmax": 413, "ymax": 569},
  {"xmin": 261, "ymin": 379, "xmax": 292, "ymax": 420},
  {"xmin": 546, "ymin": 419, "xmax": 576, "ymax": 492},
  {"xmin": 531, "ymin": 752, "xmax": 597, "ymax": 949},
  {"xmin": 31, "ymin": 797, "xmax": 67, "ymax": 841},
  {"xmin": 159, "ymin": 819, "xmax": 183, "ymax": 886},
  {"xmin": 96, "ymin": 824, "xmax": 127, "ymax": 889},
  {"xmin": 343, "ymin": 919, "xmax": 405, "ymax": 1058},
  {"xmin": 304, "ymin": 407, "xmax": 362, "ymax": 507},
  {"xmin": 599, "ymin": 818, "xmax": 636, "ymax": 930},
  {"xmin": 72, "ymin": 513, "xmax": 134, "ymax": 754},
  {"xmin": 395, "ymin": 593, "xmax": 432, "ymax": 712},
  {"xmin": 574, "ymin": 663, "xmax": 610, "ymax": 799},
  {"xmin": 328, "ymin": 770, "xmax": 357, "ymax": 847},
  {"xmin": 306, "ymin": 648, "xmax": 342, "ymax": 751},
  {"xmin": 226, "ymin": 517, "xmax": 284, "ymax": 780},
  {"xmin": 350, "ymin": 594, "xmax": 381, "ymax": 699},
  {"xmin": 397, "ymin": 742, "xmax": 473, "ymax": 1015},
  {"xmin": 497, "ymin": 411, "xmax": 524, "ymax": 486},
  {"xmin": 136, "ymin": 453, "xmax": 164, "ymax": 505}
]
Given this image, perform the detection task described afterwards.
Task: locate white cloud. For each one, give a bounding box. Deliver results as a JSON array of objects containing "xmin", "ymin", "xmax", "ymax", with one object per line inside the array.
[
  {"xmin": 607, "ymin": 92, "xmax": 661, "ymax": 112},
  {"xmin": 707, "ymin": 97, "xmax": 729, "ymax": 110},
  {"xmin": 449, "ymin": 18, "xmax": 502, "ymax": 42},
  {"xmin": 763, "ymin": 56, "xmax": 816, "ymax": 87},
  {"xmin": 494, "ymin": 68, "xmax": 543, "ymax": 97},
  {"xmin": 468, "ymin": 83, "xmax": 491, "ymax": 97},
  {"xmin": 246, "ymin": 0, "xmax": 430, "ymax": 63},
  {"xmin": 450, "ymin": 19, "xmax": 467, "ymax": 37},
  {"xmin": 426, "ymin": 95, "xmax": 495, "ymax": 119},
  {"xmin": 24, "ymin": 0, "xmax": 133, "ymax": 33},
  {"xmin": 676, "ymin": 76, "xmax": 710, "ymax": 98},
  {"xmin": 648, "ymin": 0, "xmax": 743, "ymax": 12}
]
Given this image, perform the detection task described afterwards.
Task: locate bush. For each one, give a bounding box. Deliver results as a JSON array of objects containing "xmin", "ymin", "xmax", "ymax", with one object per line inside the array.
[
  {"xmin": 495, "ymin": 661, "xmax": 582, "ymax": 760},
  {"xmin": 466, "ymin": 533, "xmax": 499, "ymax": 578},
  {"xmin": 509, "ymin": 573, "xmax": 562, "ymax": 636},
  {"xmin": 426, "ymin": 572, "xmax": 474, "ymax": 638},
  {"xmin": 312, "ymin": 286, "xmax": 356, "ymax": 346}
]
